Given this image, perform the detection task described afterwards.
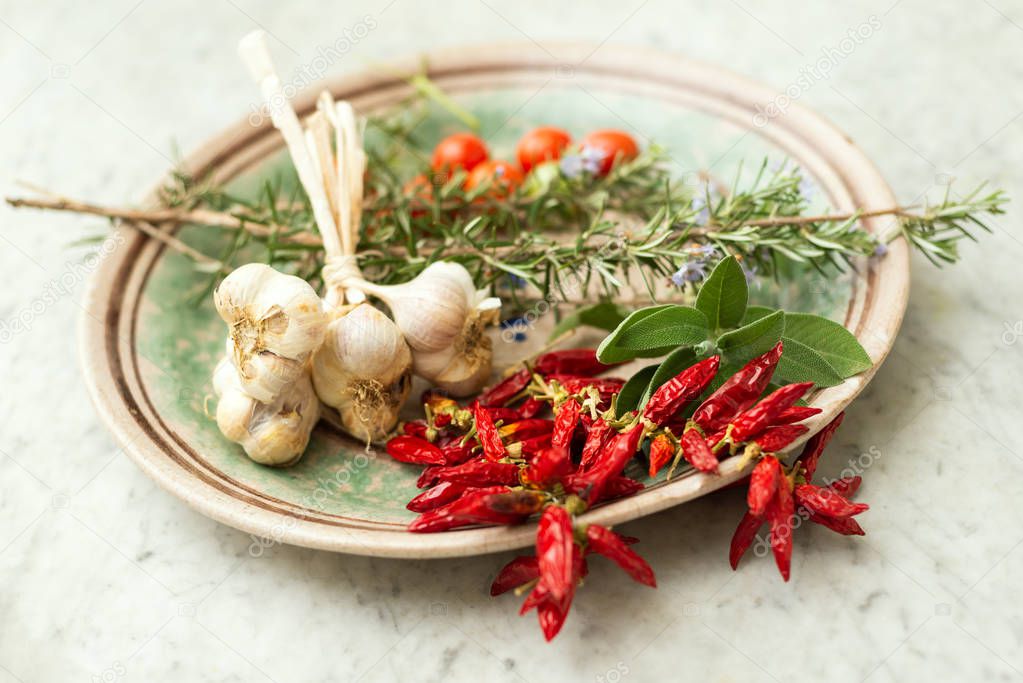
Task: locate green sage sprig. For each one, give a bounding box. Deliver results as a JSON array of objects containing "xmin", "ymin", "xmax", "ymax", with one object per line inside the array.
[{"xmin": 595, "ymin": 256, "xmax": 872, "ymax": 416}]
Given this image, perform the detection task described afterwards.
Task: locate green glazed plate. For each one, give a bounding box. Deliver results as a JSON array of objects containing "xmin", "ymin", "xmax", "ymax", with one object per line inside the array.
[{"xmin": 80, "ymin": 44, "xmax": 909, "ymax": 558}]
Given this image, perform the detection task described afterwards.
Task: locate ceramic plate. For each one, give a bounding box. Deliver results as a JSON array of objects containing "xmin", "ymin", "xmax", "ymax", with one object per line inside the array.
[{"xmin": 80, "ymin": 44, "xmax": 909, "ymax": 558}]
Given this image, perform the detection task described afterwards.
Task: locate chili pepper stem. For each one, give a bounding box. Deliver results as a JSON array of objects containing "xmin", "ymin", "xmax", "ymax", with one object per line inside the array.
[{"xmin": 513, "ymin": 577, "xmax": 540, "ymax": 597}]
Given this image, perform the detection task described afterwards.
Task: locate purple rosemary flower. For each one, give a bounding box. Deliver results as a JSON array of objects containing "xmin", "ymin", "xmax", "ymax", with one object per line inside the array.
[
  {"xmin": 671, "ymin": 260, "xmax": 708, "ymax": 286},
  {"xmin": 873, "ymin": 242, "xmax": 889, "ymax": 257}
]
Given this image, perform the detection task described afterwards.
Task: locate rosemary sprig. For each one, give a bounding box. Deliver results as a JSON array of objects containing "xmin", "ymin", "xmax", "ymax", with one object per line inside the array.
[{"xmin": 5, "ymin": 84, "xmax": 1007, "ymax": 305}]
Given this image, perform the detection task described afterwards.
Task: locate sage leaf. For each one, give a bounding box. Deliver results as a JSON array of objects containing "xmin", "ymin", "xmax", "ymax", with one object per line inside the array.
[
  {"xmin": 596, "ymin": 304, "xmax": 675, "ymax": 363},
  {"xmin": 742, "ymin": 305, "xmax": 776, "ymax": 324},
  {"xmin": 717, "ymin": 310, "xmax": 784, "ymax": 365},
  {"xmin": 696, "ymin": 256, "xmax": 748, "ymax": 331},
  {"xmin": 598, "ymin": 305, "xmax": 709, "ymax": 363},
  {"xmin": 616, "ymin": 364, "xmax": 658, "ymax": 417},
  {"xmin": 775, "ymin": 337, "xmax": 844, "ymax": 387},
  {"xmin": 781, "ymin": 313, "xmax": 872, "ymax": 378}
]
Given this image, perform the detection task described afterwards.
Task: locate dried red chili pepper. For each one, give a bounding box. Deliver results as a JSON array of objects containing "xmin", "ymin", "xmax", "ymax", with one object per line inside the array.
[
  {"xmin": 437, "ymin": 437, "xmax": 475, "ymax": 465},
  {"xmin": 570, "ymin": 424, "xmax": 644, "ymax": 504},
  {"xmin": 747, "ymin": 456, "xmax": 781, "ymax": 516},
  {"xmin": 534, "ymin": 349, "xmax": 617, "ymax": 377},
  {"xmin": 485, "ymin": 490, "xmax": 546, "ymax": 516},
  {"xmin": 406, "ymin": 481, "xmax": 474, "ymax": 513},
  {"xmin": 728, "ymin": 510, "xmax": 764, "ymax": 570},
  {"xmin": 648, "ymin": 433, "xmax": 675, "ymax": 478},
  {"xmin": 520, "ymin": 543, "xmax": 583, "ymax": 641},
  {"xmin": 768, "ymin": 477, "xmax": 795, "ymax": 581},
  {"xmin": 752, "ymin": 424, "xmax": 809, "ymax": 453},
  {"xmin": 579, "ymin": 418, "xmax": 613, "ymax": 470},
  {"xmin": 518, "ymin": 397, "xmax": 546, "ymax": 419},
  {"xmin": 794, "ymin": 484, "xmax": 869, "ymax": 518},
  {"xmin": 402, "ymin": 420, "xmax": 429, "ymax": 439},
  {"xmin": 585, "ymin": 525, "xmax": 656, "ymax": 587},
  {"xmin": 798, "ymin": 412, "xmax": 845, "ymax": 480},
  {"xmin": 433, "ymin": 413, "xmax": 453, "ymax": 428},
  {"xmin": 490, "ymin": 555, "xmax": 540, "ymax": 596},
  {"xmin": 680, "ymin": 428, "xmax": 719, "ymax": 473},
  {"xmin": 643, "ymin": 356, "xmax": 721, "ymax": 427},
  {"xmin": 416, "ymin": 458, "xmax": 520, "ymax": 489},
  {"xmin": 507, "ymin": 433, "xmax": 553, "ymax": 458},
  {"xmin": 499, "ymin": 418, "xmax": 554, "ymax": 442},
  {"xmin": 479, "ymin": 367, "xmax": 531, "ymax": 407},
  {"xmin": 385, "ymin": 435, "xmax": 447, "ymax": 465},
  {"xmin": 705, "ymin": 427, "xmax": 728, "ymax": 452},
  {"xmin": 551, "ymin": 376, "xmax": 625, "ymax": 407},
  {"xmin": 537, "ymin": 506, "xmax": 575, "ymax": 602},
  {"xmin": 485, "ymin": 407, "xmax": 525, "ymax": 423},
  {"xmin": 601, "ymin": 476, "xmax": 644, "ymax": 499},
  {"xmin": 807, "ymin": 512, "xmax": 865, "ymax": 536},
  {"xmin": 472, "ymin": 404, "xmax": 507, "ymax": 462},
  {"xmin": 729, "ymin": 382, "xmax": 814, "ymax": 443},
  {"xmin": 692, "ymin": 341, "xmax": 784, "ymax": 432},
  {"xmin": 769, "ymin": 405, "xmax": 822, "ymax": 426},
  {"xmin": 524, "ymin": 445, "xmax": 572, "ymax": 486},
  {"xmin": 408, "ymin": 486, "xmax": 521, "ymax": 532},
  {"xmin": 552, "ymin": 400, "xmax": 581, "ymax": 450},
  {"xmin": 827, "ymin": 475, "xmax": 862, "ymax": 498}
]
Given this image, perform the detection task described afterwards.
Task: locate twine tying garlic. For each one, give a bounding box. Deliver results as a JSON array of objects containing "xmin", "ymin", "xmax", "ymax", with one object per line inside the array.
[{"xmin": 209, "ymin": 31, "xmax": 502, "ymax": 465}]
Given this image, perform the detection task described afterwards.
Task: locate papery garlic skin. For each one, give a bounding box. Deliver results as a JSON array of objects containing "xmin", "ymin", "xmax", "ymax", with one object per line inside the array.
[
  {"xmin": 214, "ymin": 263, "xmax": 327, "ymax": 403},
  {"xmin": 213, "ymin": 358, "xmax": 320, "ymax": 466},
  {"xmin": 311, "ymin": 303, "xmax": 413, "ymax": 442},
  {"xmin": 354, "ymin": 262, "xmax": 502, "ymax": 396}
]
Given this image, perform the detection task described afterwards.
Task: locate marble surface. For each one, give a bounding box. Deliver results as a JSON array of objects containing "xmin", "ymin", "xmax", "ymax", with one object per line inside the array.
[{"xmin": 1, "ymin": 1, "xmax": 1022, "ymax": 681}]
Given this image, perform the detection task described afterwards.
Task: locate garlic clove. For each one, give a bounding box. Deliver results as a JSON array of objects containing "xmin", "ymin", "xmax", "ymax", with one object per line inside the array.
[
  {"xmin": 413, "ymin": 343, "xmax": 493, "ymax": 397},
  {"xmin": 213, "ymin": 357, "xmax": 320, "ymax": 466},
  {"xmin": 214, "ymin": 263, "xmax": 327, "ymax": 402},
  {"xmin": 311, "ymin": 303, "xmax": 413, "ymax": 442},
  {"xmin": 356, "ymin": 262, "xmax": 474, "ymax": 353}
]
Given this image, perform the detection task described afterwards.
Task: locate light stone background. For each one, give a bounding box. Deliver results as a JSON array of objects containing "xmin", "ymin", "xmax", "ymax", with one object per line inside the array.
[{"xmin": 1, "ymin": 1, "xmax": 1022, "ymax": 681}]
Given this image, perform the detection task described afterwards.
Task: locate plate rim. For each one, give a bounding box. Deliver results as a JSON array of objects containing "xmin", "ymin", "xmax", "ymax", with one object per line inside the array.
[{"xmin": 79, "ymin": 42, "xmax": 909, "ymax": 558}]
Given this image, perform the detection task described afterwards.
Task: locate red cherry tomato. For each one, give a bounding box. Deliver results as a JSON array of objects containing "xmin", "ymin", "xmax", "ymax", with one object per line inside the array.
[
  {"xmin": 464, "ymin": 160, "xmax": 524, "ymax": 198},
  {"xmin": 431, "ymin": 133, "xmax": 489, "ymax": 175},
  {"xmin": 579, "ymin": 129, "xmax": 639, "ymax": 175},
  {"xmin": 516, "ymin": 126, "xmax": 572, "ymax": 172}
]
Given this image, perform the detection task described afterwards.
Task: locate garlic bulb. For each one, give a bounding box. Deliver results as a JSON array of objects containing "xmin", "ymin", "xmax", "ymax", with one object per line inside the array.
[
  {"xmin": 213, "ymin": 357, "xmax": 320, "ymax": 466},
  {"xmin": 214, "ymin": 263, "xmax": 327, "ymax": 403},
  {"xmin": 354, "ymin": 262, "xmax": 501, "ymax": 396},
  {"xmin": 311, "ymin": 303, "xmax": 412, "ymax": 442}
]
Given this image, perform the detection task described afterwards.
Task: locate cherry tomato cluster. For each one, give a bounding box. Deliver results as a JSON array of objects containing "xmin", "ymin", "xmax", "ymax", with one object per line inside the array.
[{"xmin": 403, "ymin": 126, "xmax": 639, "ymax": 207}]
